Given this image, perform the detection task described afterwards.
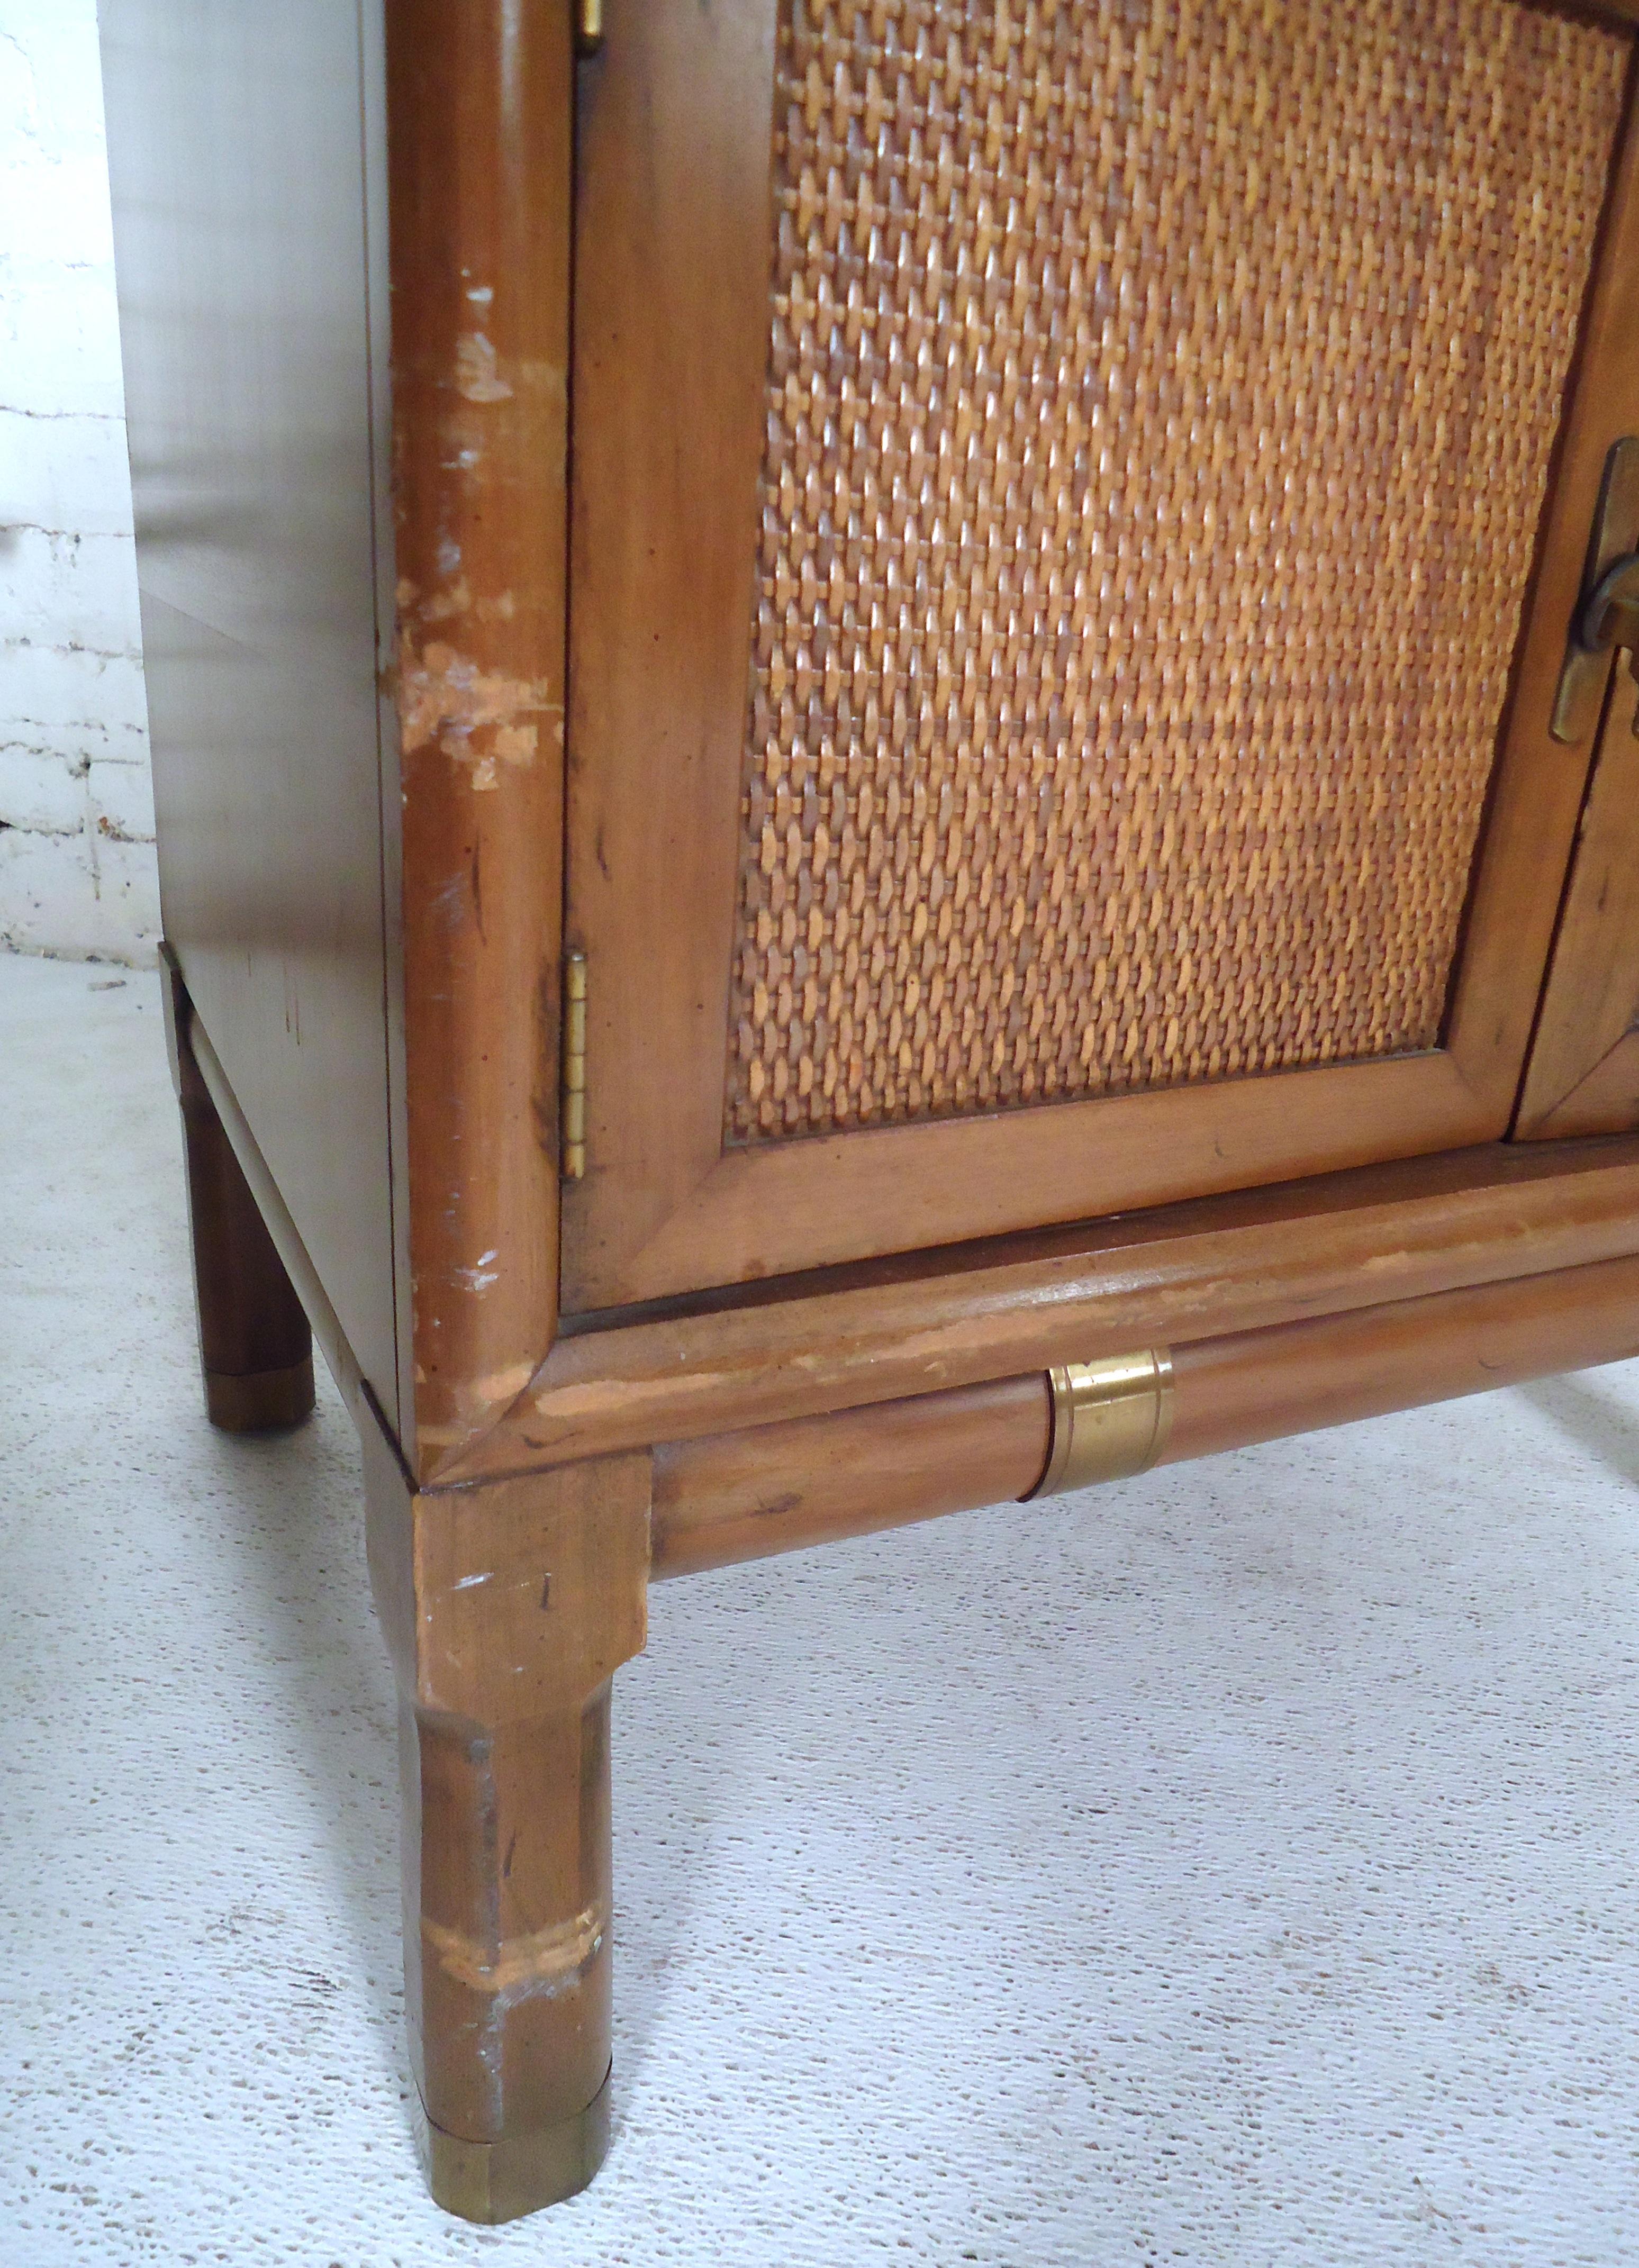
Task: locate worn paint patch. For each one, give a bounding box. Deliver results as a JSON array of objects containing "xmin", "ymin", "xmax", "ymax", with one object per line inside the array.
[
  {"xmin": 470, "ymin": 1360, "xmax": 537, "ymax": 1408},
  {"xmin": 396, "ymin": 633, "xmax": 558, "ymax": 788},
  {"xmin": 455, "ymin": 1248, "xmax": 501, "ymax": 1293},
  {"xmin": 423, "ymin": 1903, "xmax": 605, "ymax": 2000},
  {"xmin": 454, "ymin": 333, "xmax": 513, "ymax": 403},
  {"xmin": 421, "ymin": 575, "xmax": 472, "ymax": 623}
]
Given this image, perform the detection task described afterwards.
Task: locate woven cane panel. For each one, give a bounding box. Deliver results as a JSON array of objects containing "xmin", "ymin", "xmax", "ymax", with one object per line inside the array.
[{"xmin": 725, "ymin": 0, "xmax": 1628, "ymax": 1143}]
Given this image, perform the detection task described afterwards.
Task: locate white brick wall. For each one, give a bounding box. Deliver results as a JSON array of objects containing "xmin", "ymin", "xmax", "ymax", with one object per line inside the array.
[{"xmin": 0, "ymin": 0, "xmax": 158, "ymax": 965}]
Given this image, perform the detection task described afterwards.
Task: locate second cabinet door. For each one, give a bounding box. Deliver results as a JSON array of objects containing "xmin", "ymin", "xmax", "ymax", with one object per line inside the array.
[{"xmin": 564, "ymin": 0, "xmax": 1639, "ymax": 1312}]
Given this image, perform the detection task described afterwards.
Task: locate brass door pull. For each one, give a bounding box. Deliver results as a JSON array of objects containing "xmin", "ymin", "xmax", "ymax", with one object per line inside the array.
[{"xmin": 1552, "ymin": 436, "xmax": 1639, "ymax": 743}]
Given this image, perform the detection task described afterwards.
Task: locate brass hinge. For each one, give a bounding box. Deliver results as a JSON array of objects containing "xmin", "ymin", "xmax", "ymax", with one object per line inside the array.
[
  {"xmin": 1552, "ymin": 436, "xmax": 1639, "ymax": 745},
  {"xmin": 576, "ymin": 0, "xmax": 604, "ymax": 56},
  {"xmin": 561, "ymin": 947, "xmax": 587, "ymax": 1182}
]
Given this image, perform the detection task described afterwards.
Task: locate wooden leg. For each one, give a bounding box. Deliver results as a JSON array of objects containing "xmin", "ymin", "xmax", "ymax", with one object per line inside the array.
[
  {"xmin": 405, "ymin": 1691, "xmax": 615, "ymax": 2217},
  {"xmin": 163, "ymin": 964, "xmax": 315, "ymax": 1432},
  {"xmin": 364, "ymin": 1429, "xmax": 650, "ymax": 2221}
]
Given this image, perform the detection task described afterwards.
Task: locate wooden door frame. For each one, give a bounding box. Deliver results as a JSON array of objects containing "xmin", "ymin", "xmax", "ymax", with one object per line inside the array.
[
  {"xmin": 564, "ymin": 0, "xmax": 1639, "ymax": 1313},
  {"xmin": 1517, "ymin": 662, "xmax": 1639, "ymax": 1138}
]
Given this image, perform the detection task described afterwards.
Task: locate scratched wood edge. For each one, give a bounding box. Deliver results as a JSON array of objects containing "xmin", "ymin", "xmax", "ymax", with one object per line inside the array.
[
  {"xmin": 419, "ymin": 1135, "xmax": 1639, "ymax": 1485},
  {"xmin": 648, "ymin": 1244, "xmax": 1639, "ymax": 1578},
  {"xmin": 385, "ymin": 0, "xmax": 573, "ymax": 1483}
]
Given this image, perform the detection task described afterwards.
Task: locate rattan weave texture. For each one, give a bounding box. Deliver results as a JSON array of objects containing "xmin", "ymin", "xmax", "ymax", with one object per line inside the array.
[{"xmin": 725, "ymin": 0, "xmax": 1628, "ymax": 1144}]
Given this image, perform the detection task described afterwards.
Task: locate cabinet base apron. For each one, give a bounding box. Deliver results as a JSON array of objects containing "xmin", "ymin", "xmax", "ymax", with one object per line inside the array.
[{"xmin": 650, "ymin": 1246, "xmax": 1639, "ymax": 1578}]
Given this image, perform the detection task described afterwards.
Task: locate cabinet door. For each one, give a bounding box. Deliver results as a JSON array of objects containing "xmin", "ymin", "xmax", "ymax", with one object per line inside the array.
[{"xmin": 565, "ymin": 0, "xmax": 1639, "ymax": 1311}]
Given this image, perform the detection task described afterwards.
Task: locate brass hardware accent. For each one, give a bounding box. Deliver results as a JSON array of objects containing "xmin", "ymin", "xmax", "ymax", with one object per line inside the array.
[
  {"xmin": 576, "ymin": 0, "xmax": 604, "ymax": 56},
  {"xmin": 1552, "ymin": 436, "xmax": 1639, "ymax": 744},
  {"xmin": 561, "ymin": 948, "xmax": 587, "ymax": 1181},
  {"xmin": 418, "ymin": 2065, "xmax": 612, "ymax": 2222},
  {"xmin": 1025, "ymin": 1349, "xmax": 1174, "ymax": 1499}
]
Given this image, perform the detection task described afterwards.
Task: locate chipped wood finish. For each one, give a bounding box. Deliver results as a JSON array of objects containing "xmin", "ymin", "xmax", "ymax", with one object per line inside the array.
[
  {"xmin": 653, "ymin": 1247, "xmax": 1639, "ymax": 1577},
  {"xmin": 385, "ymin": 0, "xmax": 573, "ymax": 1478},
  {"xmin": 422, "ymin": 1903, "xmax": 607, "ymax": 2001},
  {"xmin": 404, "ymin": 1698, "xmax": 614, "ymax": 2164},
  {"xmin": 364, "ymin": 1422, "xmax": 648, "ymax": 2194},
  {"xmin": 444, "ymin": 1136, "xmax": 1639, "ymax": 1481}
]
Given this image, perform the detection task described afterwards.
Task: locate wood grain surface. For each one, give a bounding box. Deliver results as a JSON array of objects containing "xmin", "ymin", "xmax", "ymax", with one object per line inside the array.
[
  {"xmin": 1517, "ymin": 663, "xmax": 1639, "ymax": 1138},
  {"xmin": 387, "ymin": 0, "xmax": 574, "ymax": 1477},
  {"xmin": 436, "ymin": 1135, "xmax": 1639, "ymax": 1481},
  {"xmin": 563, "ymin": 0, "xmax": 1639, "ymax": 1310},
  {"xmin": 99, "ymin": 0, "xmax": 404, "ymax": 1421},
  {"xmin": 653, "ymin": 1246, "xmax": 1639, "ymax": 1577},
  {"xmin": 364, "ymin": 1420, "xmax": 648, "ymax": 2157},
  {"xmin": 653, "ymin": 1373, "xmax": 1051, "ymax": 1577},
  {"xmin": 165, "ymin": 955, "xmax": 316, "ymax": 1432}
]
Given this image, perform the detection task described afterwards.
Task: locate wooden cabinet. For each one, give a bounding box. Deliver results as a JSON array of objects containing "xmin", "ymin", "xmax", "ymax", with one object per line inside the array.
[{"xmin": 101, "ymin": 0, "xmax": 1639, "ymax": 2222}]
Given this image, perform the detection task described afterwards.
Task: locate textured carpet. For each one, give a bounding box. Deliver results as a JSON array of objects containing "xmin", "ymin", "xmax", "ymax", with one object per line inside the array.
[{"xmin": 4, "ymin": 947, "xmax": 1638, "ymax": 2266}]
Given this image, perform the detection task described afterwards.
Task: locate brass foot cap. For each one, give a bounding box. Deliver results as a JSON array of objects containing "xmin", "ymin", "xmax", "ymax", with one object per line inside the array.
[
  {"xmin": 204, "ymin": 1355, "xmax": 316, "ymax": 1434},
  {"xmin": 418, "ymin": 2065, "xmax": 613, "ymax": 2223}
]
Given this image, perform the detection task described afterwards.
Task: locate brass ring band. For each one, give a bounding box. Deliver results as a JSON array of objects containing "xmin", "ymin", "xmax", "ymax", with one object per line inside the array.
[
  {"xmin": 1026, "ymin": 1349, "xmax": 1174, "ymax": 1500},
  {"xmin": 419, "ymin": 2062, "xmax": 613, "ymax": 2223}
]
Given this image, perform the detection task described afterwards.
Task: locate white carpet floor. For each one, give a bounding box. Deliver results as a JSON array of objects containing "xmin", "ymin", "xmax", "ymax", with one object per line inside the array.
[{"xmin": 5, "ymin": 947, "xmax": 1639, "ymax": 2266}]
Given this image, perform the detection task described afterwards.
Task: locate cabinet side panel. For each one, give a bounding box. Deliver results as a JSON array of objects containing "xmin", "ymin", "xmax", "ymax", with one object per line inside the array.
[{"xmin": 98, "ymin": 0, "xmax": 402, "ymax": 1427}]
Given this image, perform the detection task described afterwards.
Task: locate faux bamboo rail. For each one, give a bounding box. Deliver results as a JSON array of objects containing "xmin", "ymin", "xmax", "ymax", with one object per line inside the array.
[
  {"xmin": 454, "ymin": 1135, "xmax": 1639, "ymax": 1481},
  {"xmin": 651, "ymin": 1247, "xmax": 1639, "ymax": 1578}
]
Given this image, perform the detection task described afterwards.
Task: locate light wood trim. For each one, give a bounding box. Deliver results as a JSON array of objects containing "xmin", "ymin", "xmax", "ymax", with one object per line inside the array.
[
  {"xmin": 1518, "ymin": 663, "xmax": 1639, "ymax": 1137},
  {"xmin": 386, "ymin": 0, "xmax": 573, "ymax": 1480},
  {"xmin": 1165, "ymin": 1248, "xmax": 1639, "ymax": 1462},
  {"xmin": 432, "ymin": 1136, "xmax": 1639, "ymax": 1482},
  {"xmin": 564, "ymin": 11, "xmax": 1639, "ymax": 1311},
  {"xmin": 1522, "ymin": 1031, "xmax": 1639, "ymax": 1139},
  {"xmin": 651, "ymin": 1247, "xmax": 1639, "ymax": 1578},
  {"xmin": 584, "ymin": 1049, "xmax": 1487, "ymax": 1305},
  {"xmin": 653, "ymin": 1375, "xmax": 1051, "ymax": 1579},
  {"xmin": 1438, "ymin": 74, "xmax": 1639, "ymax": 1086},
  {"xmin": 565, "ymin": 0, "xmax": 777, "ymax": 1302}
]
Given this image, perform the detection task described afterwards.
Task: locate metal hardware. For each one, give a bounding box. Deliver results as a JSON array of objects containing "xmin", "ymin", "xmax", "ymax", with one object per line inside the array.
[
  {"xmin": 419, "ymin": 2064, "xmax": 612, "ymax": 2221},
  {"xmin": 576, "ymin": 0, "xmax": 604, "ymax": 56},
  {"xmin": 1552, "ymin": 436, "xmax": 1639, "ymax": 744},
  {"xmin": 1025, "ymin": 1349, "xmax": 1174, "ymax": 1499},
  {"xmin": 561, "ymin": 948, "xmax": 587, "ymax": 1182}
]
